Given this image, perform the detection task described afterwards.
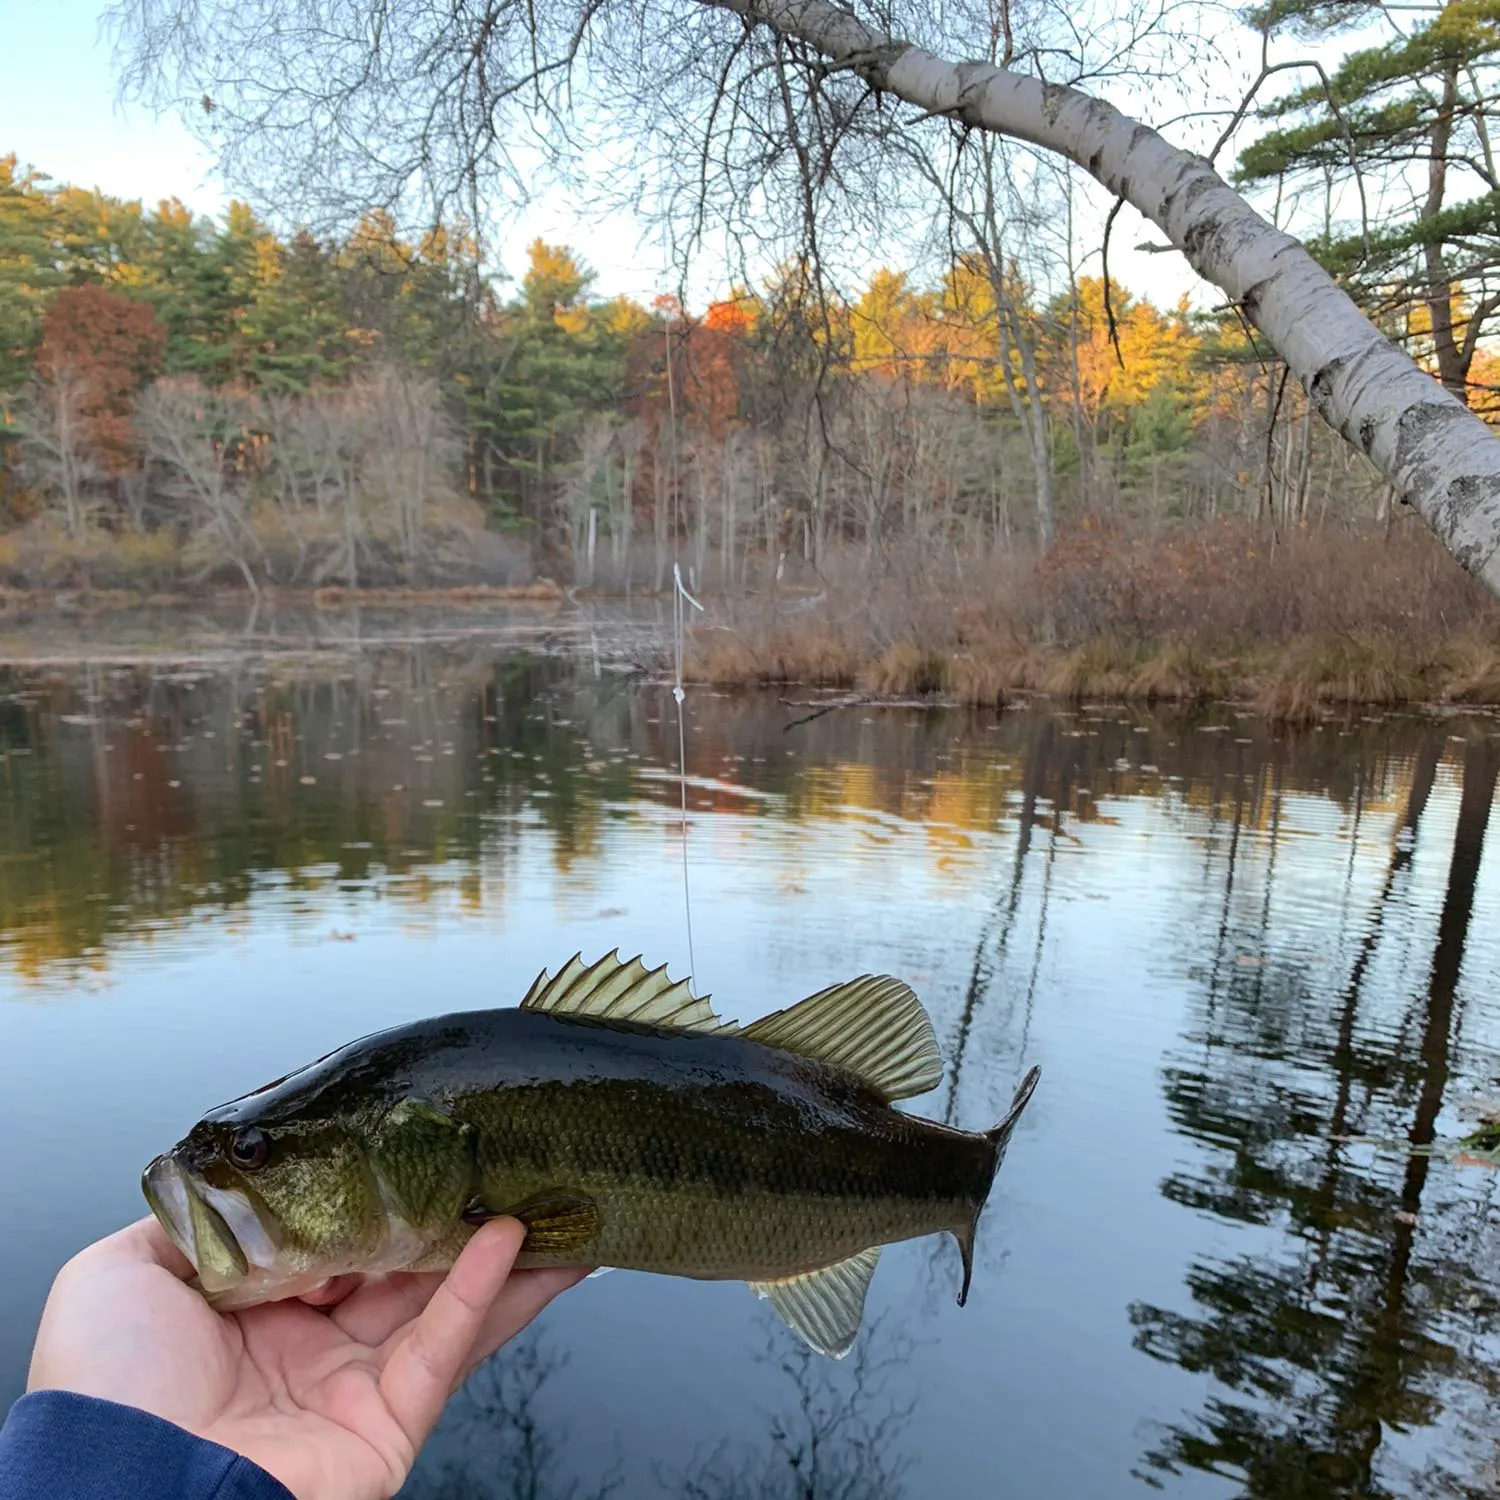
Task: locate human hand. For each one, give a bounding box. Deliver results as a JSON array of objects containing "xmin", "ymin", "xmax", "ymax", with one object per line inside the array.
[{"xmin": 27, "ymin": 1216, "xmax": 585, "ymax": 1500}]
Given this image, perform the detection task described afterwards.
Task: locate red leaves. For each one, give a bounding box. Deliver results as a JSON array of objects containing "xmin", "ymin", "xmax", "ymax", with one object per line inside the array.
[{"xmin": 37, "ymin": 287, "xmax": 166, "ymax": 476}]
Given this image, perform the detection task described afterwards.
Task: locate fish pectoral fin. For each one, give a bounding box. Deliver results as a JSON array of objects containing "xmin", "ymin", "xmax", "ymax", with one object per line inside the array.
[
  {"xmin": 741, "ymin": 976, "xmax": 942, "ymax": 1101},
  {"xmin": 464, "ymin": 1191, "xmax": 602, "ymax": 1255},
  {"xmin": 520, "ymin": 951, "xmax": 739, "ymax": 1035},
  {"xmin": 748, "ymin": 1246, "xmax": 881, "ymax": 1360}
]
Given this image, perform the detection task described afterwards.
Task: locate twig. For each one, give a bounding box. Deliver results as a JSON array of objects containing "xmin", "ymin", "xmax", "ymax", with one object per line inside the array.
[
  {"xmin": 1101, "ymin": 196, "xmax": 1126, "ymax": 369},
  {"xmin": 780, "ymin": 693, "xmax": 954, "ymax": 728},
  {"xmin": 1210, "ymin": 52, "xmax": 1371, "ymax": 261}
]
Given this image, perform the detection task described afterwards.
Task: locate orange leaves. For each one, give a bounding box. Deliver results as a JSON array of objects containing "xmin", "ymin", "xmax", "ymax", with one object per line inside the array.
[
  {"xmin": 1466, "ymin": 345, "xmax": 1500, "ymax": 422},
  {"xmin": 703, "ymin": 295, "xmax": 755, "ymax": 335},
  {"xmin": 850, "ymin": 267, "xmax": 930, "ymax": 376},
  {"xmin": 627, "ymin": 300, "xmax": 749, "ymax": 440}
]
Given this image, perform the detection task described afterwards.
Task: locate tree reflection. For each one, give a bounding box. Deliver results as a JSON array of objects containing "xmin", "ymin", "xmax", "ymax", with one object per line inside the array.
[
  {"xmin": 669, "ymin": 1322, "xmax": 914, "ymax": 1500},
  {"xmin": 1130, "ymin": 733, "xmax": 1500, "ymax": 1497},
  {"xmin": 404, "ymin": 1334, "xmax": 619, "ymax": 1500},
  {"xmin": 400, "ymin": 1319, "xmax": 914, "ymax": 1500}
]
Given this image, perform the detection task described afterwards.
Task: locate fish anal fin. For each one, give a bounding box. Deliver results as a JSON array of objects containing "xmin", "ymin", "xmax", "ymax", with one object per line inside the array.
[
  {"xmin": 741, "ymin": 977, "xmax": 942, "ymax": 1101},
  {"xmin": 521, "ymin": 951, "xmax": 738, "ymax": 1035},
  {"xmin": 462, "ymin": 1191, "xmax": 601, "ymax": 1256},
  {"xmin": 748, "ymin": 1246, "xmax": 881, "ymax": 1359}
]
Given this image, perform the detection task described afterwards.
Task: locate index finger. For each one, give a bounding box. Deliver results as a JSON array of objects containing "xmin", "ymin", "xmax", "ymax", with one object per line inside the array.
[{"xmin": 377, "ymin": 1219, "xmax": 529, "ymax": 1445}]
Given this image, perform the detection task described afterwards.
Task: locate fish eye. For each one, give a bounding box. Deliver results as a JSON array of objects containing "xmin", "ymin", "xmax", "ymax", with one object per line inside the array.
[{"xmin": 228, "ymin": 1127, "xmax": 270, "ymax": 1172}]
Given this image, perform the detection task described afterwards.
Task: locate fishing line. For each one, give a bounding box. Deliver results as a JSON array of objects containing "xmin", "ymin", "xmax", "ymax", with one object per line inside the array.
[{"xmin": 672, "ymin": 563, "xmax": 705, "ymax": 978}]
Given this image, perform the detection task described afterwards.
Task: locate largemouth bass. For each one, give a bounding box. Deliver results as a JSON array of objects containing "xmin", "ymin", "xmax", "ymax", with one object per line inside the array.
[{"xmin": 143, "ymin": 952, "xmax": 1039, "ymax": 1356}]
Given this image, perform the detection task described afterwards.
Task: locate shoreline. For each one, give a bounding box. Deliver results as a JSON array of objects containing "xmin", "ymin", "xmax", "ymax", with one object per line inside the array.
[
  {"xmin": 0, "ymin": 583, "xmax": 1497, "ymax": 722},
  {"xmin": 0, "ymin": 581, "xmax": 568, "ymax": 614},
  {"xmin": 681, "ymin": 629, "xmax": 1500, "ymax": 722}
]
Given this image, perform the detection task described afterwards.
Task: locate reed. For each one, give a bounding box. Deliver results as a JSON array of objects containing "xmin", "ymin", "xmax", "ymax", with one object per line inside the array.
[{"xmin": 682, "ymin": 521, "xmax": 1500, "ymax": 718}]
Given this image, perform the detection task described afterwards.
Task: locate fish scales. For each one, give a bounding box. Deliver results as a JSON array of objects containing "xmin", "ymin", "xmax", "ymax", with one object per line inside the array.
[
  {"xmin": 442, "ymin": 1019, "xmax": 994, "ymax": 1279},
  {"xmin": 142, "ymin": 953, "xmax": 1039, "ymax": 1357}
]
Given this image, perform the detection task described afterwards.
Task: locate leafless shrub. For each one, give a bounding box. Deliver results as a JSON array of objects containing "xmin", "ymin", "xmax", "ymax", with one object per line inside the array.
[
  {"xmin": 137, "ymin": 378, "xmax": 261, "ymax": 592},
  {"xmin": 686, "ymin": 520, "xmax": 1500, "ymax": 710},
  {"xmin": 11, "ymin": 368, "xmax": 104, "ymax": 542},
  {"xmin": 134, "ymin": 368, "xmax": 479, "ymax": 592}
]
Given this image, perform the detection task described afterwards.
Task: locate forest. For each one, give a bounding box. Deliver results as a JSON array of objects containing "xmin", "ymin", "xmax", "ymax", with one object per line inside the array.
[
  {"xmin": 8, "ymin": 0, "xmax": 1500, "ymax": 717},
  {"xmin": 6, "ymin": 145, "xmax": 1489, "ymax": 595}
]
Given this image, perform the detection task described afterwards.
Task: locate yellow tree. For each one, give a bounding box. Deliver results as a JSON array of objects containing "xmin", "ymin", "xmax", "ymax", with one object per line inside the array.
[
  {"xmin": 940, "ymin": 251, "xmax": 1055, "ymax": 546},
  {"xmin": 850, "ymin": 268, "xmax": 923, "ymax": 376}
]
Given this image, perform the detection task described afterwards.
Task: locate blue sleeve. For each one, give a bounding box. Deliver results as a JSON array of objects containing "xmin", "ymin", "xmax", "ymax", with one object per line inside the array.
[{"xmin": 0, "ymin": 1390, "xmax": 295, "ymax": 1500}]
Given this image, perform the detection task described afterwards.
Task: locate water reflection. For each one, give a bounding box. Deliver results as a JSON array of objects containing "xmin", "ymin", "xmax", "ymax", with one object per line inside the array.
[
  {"xmin": 669, "ymin": 1323, "xmax": 915, "ymax": 1500},
  {"xmin": 1130, "ymin": 730, "xmax": 1500, "ymax": 1498},
  {"xmin": 409, "ymin": 1335, "xmax": 620, "ymax": 1500},
  {"xmin": 408, "ymin": 1321, "xmax": 915, "ymax": 1500},
  {"xmin": 1, "ymin": 649, "xmax": 1499, "ymax": 1499}
]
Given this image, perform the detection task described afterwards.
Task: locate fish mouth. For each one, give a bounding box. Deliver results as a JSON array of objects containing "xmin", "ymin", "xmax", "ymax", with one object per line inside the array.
[{"xmin": 142, "ymin": 1154, "xmax": 280, "ymax": 1298}]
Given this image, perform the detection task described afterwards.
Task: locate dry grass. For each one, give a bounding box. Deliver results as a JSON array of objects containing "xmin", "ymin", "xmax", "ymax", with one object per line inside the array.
[
  {"xmin": 310, "ymin": 581, "xmax": 564, "ymax": 607},
  {"xmin": 1253, "ymin": 634, "xmax": 1425, "ymax": 723},
  {"xmin": 688, "ymin": 623, "xmax": 864, "ymax": 688},
  {"xmin": 861, "ymin": 643, "xmax": 949, "ymax": 696},
  {"xmin": 1129, "ymin": 641, "xmax": 1231, "ymax": 703},
  {"xmin": 1432, "ymin": 630, "xmax": 1500, "ymax": 704},
  {"xmin": 946, "ymin": 650, "xmax": 1012, "ymax": 709},
  {"xmin": 0, "ymin": 522, "xmax": 183, "ymax": 591},
  {"xmin": 682, "ymin": 521, "xmax": 1500, "ymax": 718}
]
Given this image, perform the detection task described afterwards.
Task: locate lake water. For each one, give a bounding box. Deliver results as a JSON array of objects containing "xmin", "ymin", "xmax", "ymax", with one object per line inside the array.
[{"xmin": 2, "ymin": 635, "xmax": 1499, "ymax": 1499}]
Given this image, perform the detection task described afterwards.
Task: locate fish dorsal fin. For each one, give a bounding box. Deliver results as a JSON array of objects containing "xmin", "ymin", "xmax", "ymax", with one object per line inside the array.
[
  {"xmin": 521, "ymin": 951, "xmax": 738, "ymax": 1035},
  {"xmin": 741, "ymin": 976, "xmax": 942, "ymax": 1101},
  {"xmin": 748, "ymin": 1247, "xmax": 881, "ymax": 1359}
]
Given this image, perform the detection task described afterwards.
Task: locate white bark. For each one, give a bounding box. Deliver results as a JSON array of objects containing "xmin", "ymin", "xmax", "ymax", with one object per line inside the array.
[{"xmin": 708, "ymin": 0, "xmax": 1500, "ymax": 593}]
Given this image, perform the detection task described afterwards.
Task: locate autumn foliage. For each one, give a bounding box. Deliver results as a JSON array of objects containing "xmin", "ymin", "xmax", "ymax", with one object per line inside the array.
[
  {"xmin": 0, "ymin": 150, "xmax": 1491, "ymax": 623},
  {"xmin": 37, "ymin": 286, "xmax": 165, "ymax": 474}
]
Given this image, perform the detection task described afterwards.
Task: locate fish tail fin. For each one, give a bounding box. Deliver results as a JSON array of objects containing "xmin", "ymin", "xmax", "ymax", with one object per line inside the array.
[{"xmin": 952, "ymin": 1066, "xmax": 1041, "ymax": 1307}]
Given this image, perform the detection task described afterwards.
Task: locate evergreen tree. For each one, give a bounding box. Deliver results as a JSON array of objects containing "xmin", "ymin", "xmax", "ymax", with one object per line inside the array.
[
  {"xmin": 1237, "ymin": 0, "xmax": 1500, "ymax": 402},
  {"xmin": 468, "ymin": 240, "xmax": 633, "ymax": 522},
  {"xmin": 239, "ymin": 229, "xmax": 352, "ymax": 392},
  {"xmin": 0, "ymin": 157, "xmax": 63, "ymax": 390}
]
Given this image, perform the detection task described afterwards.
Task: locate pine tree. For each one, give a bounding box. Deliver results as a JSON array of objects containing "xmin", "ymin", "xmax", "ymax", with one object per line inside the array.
[
  {"xmin": 1237, "ymin": 0, "xmax": 1500, "ymax": 402},
  {"xmin": 239, "ymin": 229, "xmax": 352, "ymax": 392},
  {"xmin": 468, "ymin": 240, "xmax": 635, "ymax": 522},
  {"xmin": 0, "ymin": 157, "xmax": 63, "ymax": 390}
]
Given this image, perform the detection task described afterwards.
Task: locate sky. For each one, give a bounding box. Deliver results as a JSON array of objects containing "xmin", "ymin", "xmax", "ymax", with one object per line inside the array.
[{"xmin": 3, "ymin": 0, "xmax": 1215, "ymax": 311}]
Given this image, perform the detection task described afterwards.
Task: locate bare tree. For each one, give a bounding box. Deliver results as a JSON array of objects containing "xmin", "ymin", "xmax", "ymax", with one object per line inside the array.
[
  {"xmin": 353, "ymin": 366, "xmax": 467, "ymax": 584},
  {"xmin": 16, "ymin": 366, "xmax": 99, "ymax": 541},
  {"xmin": 137, "ymin": 378, "xmax": 263, "ymax": 593},
  {"xmin": 112, "ymin": 0, "xmax": 1500, "ymax": 590}
]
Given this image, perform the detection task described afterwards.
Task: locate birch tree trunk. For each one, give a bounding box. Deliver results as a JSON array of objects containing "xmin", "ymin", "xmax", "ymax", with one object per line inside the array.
[{"xmin": 706, "ymin": 0, "xmax": 1500, "ymax": 593}]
